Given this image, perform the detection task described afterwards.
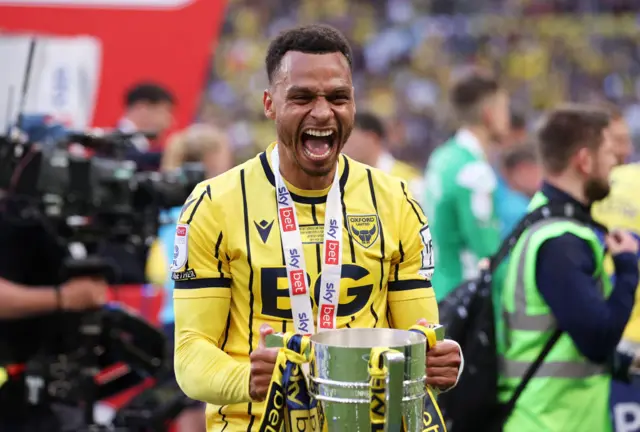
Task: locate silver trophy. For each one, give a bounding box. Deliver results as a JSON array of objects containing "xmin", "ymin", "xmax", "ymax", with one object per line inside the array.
[{"xmin": 267, "ymin": 325, "xmax": 444, "ymax": 431}]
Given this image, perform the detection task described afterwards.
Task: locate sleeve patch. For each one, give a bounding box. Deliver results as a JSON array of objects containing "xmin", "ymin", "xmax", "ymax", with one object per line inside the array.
[
  {"xmin": 172, "ymin": 269, "xmax": 196, "ymax": 281},
  {"xmin": 170, "ymin": 224, "xmax": 189, "ymax": 271},
  {"xmin": 419, "ymin": 225, "xmax": 435, "ymax": 278}
]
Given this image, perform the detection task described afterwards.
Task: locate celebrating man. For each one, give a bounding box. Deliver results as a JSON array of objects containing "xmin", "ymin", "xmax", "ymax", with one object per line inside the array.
[{"xmin": 171, "ymin": 24, "xmax": 462, "ymax": 430}]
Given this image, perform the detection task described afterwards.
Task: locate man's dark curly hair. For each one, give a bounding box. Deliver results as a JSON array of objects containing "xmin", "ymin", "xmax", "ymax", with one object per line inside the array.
[{"xmin": 265, "ymin": 24, "xmax": 353, "ymax": 84}]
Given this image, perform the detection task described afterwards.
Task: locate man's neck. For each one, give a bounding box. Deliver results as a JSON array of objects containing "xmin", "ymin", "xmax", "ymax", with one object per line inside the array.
[
  {"xmin": 368, "ymin": 146, "xmax": 384, "ymax": 168},
  {"xmin": 278, "ymin": 155, "xmax": 337, "ymax": 191},
  {"xmin": 544, "ymin": 175, "xmax": 589, "ymax": 205},
  {"xmin": 461, "ymin": 125, "xmax": 492, "ymax": 158}
]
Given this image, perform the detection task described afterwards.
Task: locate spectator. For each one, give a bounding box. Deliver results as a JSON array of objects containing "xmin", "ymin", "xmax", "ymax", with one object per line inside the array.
[
  {"xmin": 496, "ymin": 143, "xmax": 542, "ymax": 237},
  {"xmin": 598, "ymin": 101, "xmax": 633, "ymax": 165},
  {"xmin": 117, "ymin": 82, "xmax": 176, "ymax": 171},
  {"xmin": 343, "ymin": 111, "xmax": 425, "ymax": 202},
  {"xmin": 507, "ymin": 110, "xmax": 528, "ymax": 146}
]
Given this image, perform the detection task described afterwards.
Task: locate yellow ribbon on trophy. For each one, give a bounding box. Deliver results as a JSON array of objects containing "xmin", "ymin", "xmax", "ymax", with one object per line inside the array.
[
  {"xmin": 368, "ymin": 347, "xmax": 398, "ymax": 431},
  {"xmin": 367, "ymin": 325, "xmax": 448, "ymax": 432},
  {"xmin": 257, "ymin": 332, "xmax": 325, "ymax": 432}
]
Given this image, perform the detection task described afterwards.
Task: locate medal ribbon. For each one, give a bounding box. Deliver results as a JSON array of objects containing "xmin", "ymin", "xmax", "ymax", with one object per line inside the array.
[{"xmin": 271, "ymin": 145, "xmax": 343, "ymax": 334}]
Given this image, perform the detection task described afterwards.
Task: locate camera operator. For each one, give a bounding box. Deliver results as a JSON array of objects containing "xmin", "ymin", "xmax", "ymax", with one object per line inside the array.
[
  {"xmin": 116, "ymin": 82, "xmax": 176, "ymax": 172},
  {"xmin": 0, "ymin": 204, "xmax": 107, "ymax": 431},
  {"xmin": 146, "ymin": 123, "xmax": 232, "ymax": 432}
]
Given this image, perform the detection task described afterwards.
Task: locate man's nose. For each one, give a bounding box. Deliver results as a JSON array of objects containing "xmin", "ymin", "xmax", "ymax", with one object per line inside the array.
[{"xmin": 310, "ymin": 97, "xmax": 333, "ymax": 122}]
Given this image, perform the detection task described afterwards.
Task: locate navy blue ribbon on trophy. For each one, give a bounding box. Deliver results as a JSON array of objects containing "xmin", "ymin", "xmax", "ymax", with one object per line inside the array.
[{"xmin": 257, "ymin": 333, "xmax": 322, "ymax": 432}]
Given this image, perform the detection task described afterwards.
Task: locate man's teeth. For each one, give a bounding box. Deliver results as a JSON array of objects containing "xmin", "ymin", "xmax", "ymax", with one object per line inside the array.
[
  {"xmin": 305, "ymin": 129, "xmax": 333, "ymax": 137},
  {"xmin": 303, "ymin": 146, "xmax": 331, "ymax": 159}
]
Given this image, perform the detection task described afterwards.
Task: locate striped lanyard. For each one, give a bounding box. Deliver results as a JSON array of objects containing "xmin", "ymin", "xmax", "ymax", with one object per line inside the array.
[{"xmin": 271, "ymin": 145, "xmax": 343, "ymax": 334}]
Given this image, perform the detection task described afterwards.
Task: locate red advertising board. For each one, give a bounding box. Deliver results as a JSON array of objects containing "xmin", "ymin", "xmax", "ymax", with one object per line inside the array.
[{"xmin": 0, "ymin": 0, "xmax": 227, "ymax": 134}]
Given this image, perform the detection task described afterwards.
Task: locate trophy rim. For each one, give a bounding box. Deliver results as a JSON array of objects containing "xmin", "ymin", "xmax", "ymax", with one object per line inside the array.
[{"xmin": 310, "ymin": 327, "xmax": 425, "ymax": 348}]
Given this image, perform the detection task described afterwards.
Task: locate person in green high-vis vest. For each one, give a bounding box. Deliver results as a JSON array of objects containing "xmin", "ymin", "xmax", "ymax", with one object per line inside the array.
[
  {"xmin": 424, "ymin": 69, "xmax": 509, "ymax": 301},
  {"xmin": 500, "ymin": 105, "xmax": 640, "ymax": 432}
]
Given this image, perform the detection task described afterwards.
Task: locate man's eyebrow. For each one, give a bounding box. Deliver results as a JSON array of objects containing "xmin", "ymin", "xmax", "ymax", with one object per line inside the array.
[{"xmin": 286, "ymin": 85, "xmax": 352, "ymax": 94}]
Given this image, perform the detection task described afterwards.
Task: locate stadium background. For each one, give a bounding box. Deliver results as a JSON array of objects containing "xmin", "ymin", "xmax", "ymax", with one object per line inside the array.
[{"xmin": 2, "ymin": 0, "xmax": 640, "ymax": 430}]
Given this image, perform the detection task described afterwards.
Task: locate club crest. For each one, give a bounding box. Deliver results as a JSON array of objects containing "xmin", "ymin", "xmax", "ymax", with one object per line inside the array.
[{"xmin": 346, "ymin": 214, "xmax": 379, "ymax": 249}]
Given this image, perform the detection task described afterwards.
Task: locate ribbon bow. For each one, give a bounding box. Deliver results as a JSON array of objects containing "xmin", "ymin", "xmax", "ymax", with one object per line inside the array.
[{"xmin": 257, "ymin": 333, "xmax": 323, "ymax": 432}]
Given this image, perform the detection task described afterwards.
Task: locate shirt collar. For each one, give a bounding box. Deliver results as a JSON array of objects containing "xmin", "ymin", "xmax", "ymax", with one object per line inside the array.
[
  {"xmin": 377, "ymin": 151, "xmax": 395, "ymax": 173},
  {"xmin": 541, "ymin": 181, "xmax": 591, "ymax": 213},
  {"xmin": 117, "ymin": 117, "xmax": 137, "ymax": 132},
  {"xmin": 455, "ymin": 128, "xmax": 485, "ymax": 159}
]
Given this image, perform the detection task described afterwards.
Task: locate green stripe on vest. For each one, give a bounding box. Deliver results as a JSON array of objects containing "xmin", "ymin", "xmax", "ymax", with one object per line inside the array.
[{"xmin": 499, "ymin": 192, "xmax": 613, "ymax": 432}]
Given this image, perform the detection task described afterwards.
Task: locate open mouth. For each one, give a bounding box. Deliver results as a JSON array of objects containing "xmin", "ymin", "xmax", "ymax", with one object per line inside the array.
[{"xmin": 300, "ymin": 129, "xmax": 336, "ymax": 161}]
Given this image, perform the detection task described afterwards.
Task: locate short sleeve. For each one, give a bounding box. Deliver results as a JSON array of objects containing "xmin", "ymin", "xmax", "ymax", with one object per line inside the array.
[
  {"xmin": 388, "ymin": 182, "xmax": 435, "ymax": 302},
  {"xmin": 171, "ymin": 183, "xmax": 232, "ymax": 299}
]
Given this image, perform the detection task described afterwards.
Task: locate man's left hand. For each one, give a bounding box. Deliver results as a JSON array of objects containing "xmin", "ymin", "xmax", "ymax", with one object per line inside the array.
[{"xmin": 426, "ymin": 339, "xmax": 462, "ymax": 390}]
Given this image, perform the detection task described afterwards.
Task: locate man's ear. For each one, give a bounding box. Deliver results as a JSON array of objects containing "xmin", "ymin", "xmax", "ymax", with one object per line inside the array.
[
  {"xmin": 575, "ymin": 146, "xmax": 594, "ymax": 175},
  {"xmin": 263, "ymin": 90, "xmax": 275, "ymax": 120}
]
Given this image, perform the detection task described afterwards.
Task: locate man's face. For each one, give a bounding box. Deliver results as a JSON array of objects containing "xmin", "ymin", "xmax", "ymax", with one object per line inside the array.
[
  {"xmin": 147, "ymin": 101, "xmax": 174, "ymax": 135},
  {"xmin": 506, "ymin": 161, "xmax": 542, "ymax": 198},
  {"xmin": 485, "ymin": 90, "xmax": 511, "ymax": 144},
  {"xmin": 342, "ymin": 127, "xmax": 379, "ymax": 165},
  {"xmin": 609, "ymin": 117, "xmax": 632, "ymax": 165},
  {"xmin": 263, "ymin": 51, "xmax": 355, "ymax": 177},
  {"xmin": 584, "ymin": 130, "xmax": 617, "ymax": 202}
]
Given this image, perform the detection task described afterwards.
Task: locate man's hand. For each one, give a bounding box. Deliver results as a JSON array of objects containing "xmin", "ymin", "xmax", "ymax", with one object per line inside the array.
[
  {"xmin": 417, "ymin": 319, "xmax": 462, "ymax": 390},
  {"xmin": 249, "ymin": 324, "xmax": 279, "ymax": 401},
  {"xmin": 606, "ymin": 230, "xmax": 639, "ymax": 256},
  {"xmin": 60, "ymin": 277, "xmax": 108, "ymax": 311}
]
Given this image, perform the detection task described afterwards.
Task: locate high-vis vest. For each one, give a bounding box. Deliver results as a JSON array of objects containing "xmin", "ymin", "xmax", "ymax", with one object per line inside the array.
[{"xmin": 499, "ymin": 192, "xmax": 613, "ymax": 432}]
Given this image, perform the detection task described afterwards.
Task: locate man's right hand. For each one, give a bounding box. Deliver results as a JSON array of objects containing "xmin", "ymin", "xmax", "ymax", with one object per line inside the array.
[
  {"xmin": 606, "ymin": 230, "xmax": 639, "ymax": 256},
  {"xmin": 249, "ymin": 324, "xmax": 279, "ymax": 401},
  {"xmin": 59, "ymin": 277, "xmax": 108, "ymax": 311}
]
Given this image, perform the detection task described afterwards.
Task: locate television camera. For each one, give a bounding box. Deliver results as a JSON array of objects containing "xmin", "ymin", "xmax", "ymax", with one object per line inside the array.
[
  {"xmin": 0, "ymin": 120, "xmax": 203, "ymax": 280},
  {"xmin": 0, "ymin": 117, "xmax": 205, "ymax": 431}
]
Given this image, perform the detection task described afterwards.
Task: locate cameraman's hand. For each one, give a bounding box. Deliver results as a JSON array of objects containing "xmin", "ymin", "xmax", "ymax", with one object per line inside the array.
[
  {"xmin": 249, "ymin": 324, "xmax": 278, "ymax": 402},
  {"xmin": 606, "ymin": 230, "xmax": 639, "ymax": 256},
  {"xmin": 60, "ymin": 277, "xmax": 108, "ymax": 311}
]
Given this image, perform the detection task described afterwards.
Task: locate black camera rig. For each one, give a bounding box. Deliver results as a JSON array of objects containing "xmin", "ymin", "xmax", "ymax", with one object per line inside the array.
[{"xmin": 0, "ymin": 128, "xmax": 204, "ymax": 431}]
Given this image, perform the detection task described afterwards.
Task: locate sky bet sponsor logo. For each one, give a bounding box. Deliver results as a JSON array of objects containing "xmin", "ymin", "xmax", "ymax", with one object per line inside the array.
[
  {"xmin": 322, "ymin": 282, "xmax": 336, "ymax": 303},
  {"xmin": 319, "ymin": 304, "xmax": 336, "ymax": 329},
  {"xmin": 289, "ymin": 270, "xmax": 307, "ymax": 295},
  {"xmin": 325, "ymin": 240, "xmax": 339, "ymax": 265},
  {"xmin": 288, "ymin": 248, "xmax": 301, "ymax": 268},
  {"xmin": 279, "ymin": 208, "xmax": 296, "ymax": 232},
  {"xmin": 326, "ymin": 218, "xmax": 339, "ymax": 239},
  {"xmin": 277, "ymin": 186, "xmax": 290, "ymax": 206},
  {"xmin": 298, "ymin": 312, "xmax": 310, "ymax": 334}
]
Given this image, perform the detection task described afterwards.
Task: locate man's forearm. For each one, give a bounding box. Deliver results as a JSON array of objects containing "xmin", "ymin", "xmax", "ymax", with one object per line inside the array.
[
  {"xmin": 174, "ymin": 295, "xmax": 252, "ymax": 406},
  {"xmin": 0, "ymin": 278, "xmax": 57, "ymax": 319},
  {"xmin": 174, "ymin": 329, "xmax": 252, "ymax": 405}
]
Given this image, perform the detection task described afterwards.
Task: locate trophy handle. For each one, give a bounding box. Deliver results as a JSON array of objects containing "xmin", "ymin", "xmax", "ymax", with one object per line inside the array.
[{"xmin": 381, "ymin": 350, "xmax": 405, "ymax": 432}]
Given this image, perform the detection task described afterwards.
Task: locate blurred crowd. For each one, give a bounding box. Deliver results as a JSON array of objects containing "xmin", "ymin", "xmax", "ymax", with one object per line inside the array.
[{"xmin": 197, "ymin": 0, "xmax": 640, "ymax": 170}]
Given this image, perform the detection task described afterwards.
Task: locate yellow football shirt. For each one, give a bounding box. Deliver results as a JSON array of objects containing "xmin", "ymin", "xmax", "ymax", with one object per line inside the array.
[
  {"xmin": 592, "ymin": 163, "xmax": 640, "ymax": 343},
  {"xmin": 172, "ymin": 143, "xmax": 438, "ymax": 431}
]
